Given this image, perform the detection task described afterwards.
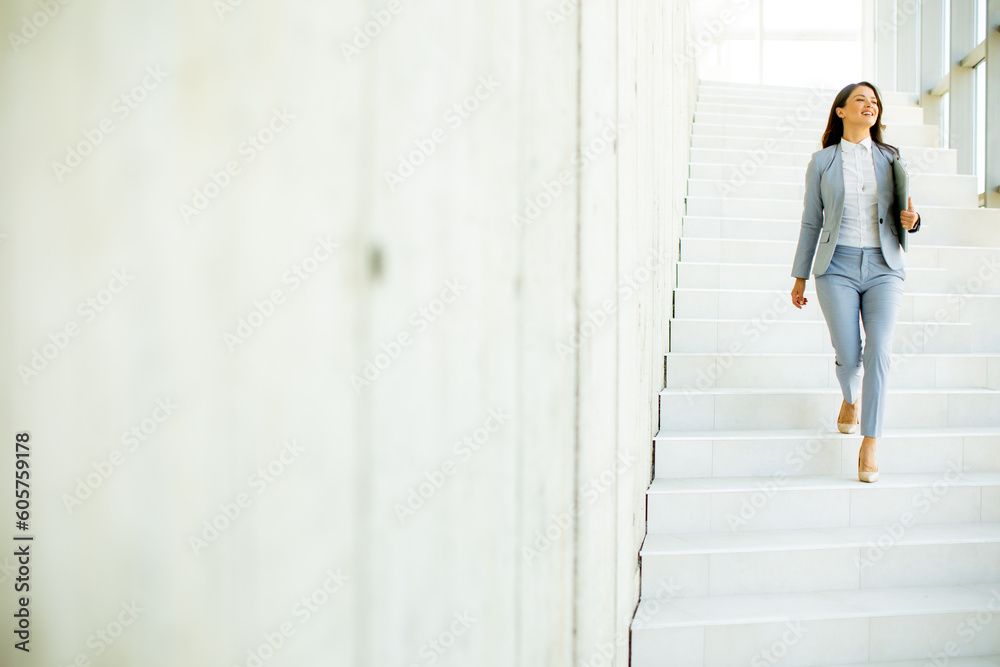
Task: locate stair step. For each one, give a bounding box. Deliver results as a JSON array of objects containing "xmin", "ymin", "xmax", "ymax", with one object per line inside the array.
[
  {"xmin": 689, "ymin": 161, "xmax": 959, "ymax": 186},
  {"xmin": 670, "ymin": 288, "xmax": 1000, "ymax": 352},
  {"xmin": 659, "ymin": 386, "xmax": 1000, "ymax": 432},
  {"xmin": 692, "ymin": 122, "xmax": 939, "ymax": 148},
  {"xmin": 695, "ymin": 103, "xmax": 924, "ymax": 125},
  {"xmin": 686, "ymin": 173, "xmax": 978, "ymax": 207},
  {"xmin": 692, "ymin": 112, "xmax": 927, "ymax": 135},
  {"xmin": 697, "ymin": 89, "xmax": 839, "ymax": 104},
  {"xmin": 692, "ymin": 133, "xmax": 938, "ymax": 154},
  {"xmin": 678, "ymin": 237, "xmax": 1000, "ymax": 280},
  {"xmin": 697, "ymin": 85, "xmax": 918, "ymax": 104},
  {"xmin": 675, "ymin": 261, "xmax": 982, "ymax": 294},
  {"xmin": 630, "ymin": 585, "xmax": 1000, "ymax": 666},
  {"xmin": 820, "ymin": 659, "xmax": 1000, "ymax": 667},
  {"xmin": 690, "ymin": 162, "xmax": 810, "ymax": 183},
  {"xmin": 646, "ymin": 471, "xmax": 1000, "ymax": 534},
  {"xmin": 690, "ymin": 146, "xmax": 957, "ymax": 173},
  {"xmin": 673, "ymin": 287, "xmax": 1000, "ymax": 326},
  {"xmin": 682, "ymin": 202, "xmax": 1000, "ymax": 246},
  {"xmin": 885, "ymin": 207, "xmax": 1000, "ymax": 248},
  {"xmin": 696, "ymin": 83, "xmax": 919, "ymax": 107},
  {"xmin": 652, "ymin": 427, "xmax": 1000, "ymax": 478},
  {"xmin": 669, "ymin": 318, "xmax": 971, "ymax": 354},
  {"xmin": 664, "ymin": 351, "xmax": 1000, "ymax": 390},
  {"xmin": 640, "ymin": 523, "xmax": 1000, "ymax": 597},
  {"xmin": 676, "ymin": 237, "xmax": 1000, "ymax": 303}
]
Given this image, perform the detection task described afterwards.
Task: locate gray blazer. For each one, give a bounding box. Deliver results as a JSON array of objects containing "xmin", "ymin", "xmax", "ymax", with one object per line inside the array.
[{"xmin": 791, "ymin": 143, "xmax": 919, "ymax": 279}]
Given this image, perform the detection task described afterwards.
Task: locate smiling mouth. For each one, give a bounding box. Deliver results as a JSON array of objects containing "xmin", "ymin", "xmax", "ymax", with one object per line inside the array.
[{"xmin": 862, "ymin": 111, "xmax": 874, "ymax": 117}]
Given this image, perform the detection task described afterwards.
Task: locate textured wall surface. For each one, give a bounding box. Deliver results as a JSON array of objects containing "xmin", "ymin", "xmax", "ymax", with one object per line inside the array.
[{"xmin": 0, "ymin": 1, "xmax": 693, "ymax": 665}]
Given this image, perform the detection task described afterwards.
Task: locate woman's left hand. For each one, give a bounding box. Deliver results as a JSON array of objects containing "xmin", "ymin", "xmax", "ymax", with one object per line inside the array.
[{"xmin": 901, "ymin": 196, "xmax": 919, "ymax": 230}]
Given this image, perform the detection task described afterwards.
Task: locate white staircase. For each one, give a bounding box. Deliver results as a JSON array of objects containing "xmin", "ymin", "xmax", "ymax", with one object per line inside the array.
[{"xmin": 631, "ymin": 81, "xmax": 1000, "ymax": 666}]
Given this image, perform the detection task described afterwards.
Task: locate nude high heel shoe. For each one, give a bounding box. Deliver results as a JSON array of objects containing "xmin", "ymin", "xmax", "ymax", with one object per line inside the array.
[
  {"xmin": 858, "ymin": 449, "xmax": 879, "ymax": 483},
  {"xmin": 838, "ymin": 399, "xmax": 860, "ymax": 434}
]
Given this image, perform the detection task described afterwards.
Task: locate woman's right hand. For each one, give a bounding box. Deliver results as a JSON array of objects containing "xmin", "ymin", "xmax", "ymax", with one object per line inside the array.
[{"xmin": 791, "ymin": 278, "xmax": 808, "ymax": 309}]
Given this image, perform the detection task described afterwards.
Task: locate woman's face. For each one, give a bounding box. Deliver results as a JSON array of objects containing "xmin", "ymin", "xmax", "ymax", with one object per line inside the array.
[{"xmin": 837, "ymin": 85, "xmax": 879, "ymax": 129}]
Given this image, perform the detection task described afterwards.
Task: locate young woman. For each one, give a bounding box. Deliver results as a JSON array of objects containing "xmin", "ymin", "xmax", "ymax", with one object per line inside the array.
[{"xmin": 790, "ymin": 81, "xmax": 921, "ymax": 483}]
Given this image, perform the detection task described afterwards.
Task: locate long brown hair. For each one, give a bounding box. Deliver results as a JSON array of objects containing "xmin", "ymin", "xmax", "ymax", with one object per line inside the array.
[{"xmin": 821, "ymin": 81, "xmax": 899, "ymax": 157}]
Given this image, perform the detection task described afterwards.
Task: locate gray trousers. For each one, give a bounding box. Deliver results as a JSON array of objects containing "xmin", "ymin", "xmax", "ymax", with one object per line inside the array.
[{"xmin": 815, "ymin": 245, "xmax": 904, "ymax": 438}]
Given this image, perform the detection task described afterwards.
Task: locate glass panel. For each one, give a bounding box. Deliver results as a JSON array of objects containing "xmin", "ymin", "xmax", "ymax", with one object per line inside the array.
[
  {"xmin": 692, "ymin": 0, "xmax": 762, "ymax": 83},
  {"xmin": 762, "ymin": 41, "xmax": 863, "ymax": 88},
  {"xmin": 763, "ymin": 0, "xmax": 862, "ymax": 31},
  {"xmin": 699, "ymin": 40, "xmax": 761, "ymax": 84},
  {"xmin": 944, "ymin": 0, "xmax": 951, "ymax": 67},
  {"xmin": 692, "ymin": 0, "xmax": 870, "ymax": 86},
  {"xmin": 692, "ymin": 0, "xmax": 760, "ymax": 36},
  {"xmin": 977, "ymin": 62, "xmax": 986, "ymax": 199},
  {"xmin": 726, "ymin": 0, "xmax": 761, "ymax": 32},
  {"xmin": 941, "ymin": 91, "xmax": 950, "ymax": 150},
  {"xmin": 977, "ymin": 0, "xmax": 987, "ymax": 43}
]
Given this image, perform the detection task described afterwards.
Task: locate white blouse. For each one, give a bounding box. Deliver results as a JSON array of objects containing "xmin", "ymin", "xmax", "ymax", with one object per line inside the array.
[{"xmin": 837, "ymin": 136, "xmax": 880, "ymax": 248}]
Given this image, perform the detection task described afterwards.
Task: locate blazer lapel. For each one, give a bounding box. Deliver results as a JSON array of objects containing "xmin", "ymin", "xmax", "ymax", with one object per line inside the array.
[
  {"xmin": 825, "ymin": 147, "xmax": 844, "ymax": 228},
  {"xmin": 873, "ymin": 144, "xmax": 892, "ymax": 225}
]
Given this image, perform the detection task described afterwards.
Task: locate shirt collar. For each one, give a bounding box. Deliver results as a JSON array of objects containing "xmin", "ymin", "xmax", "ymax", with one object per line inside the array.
[{"xmin": 841, "ymin": 135, "xmax": 872, "ymax": 154}]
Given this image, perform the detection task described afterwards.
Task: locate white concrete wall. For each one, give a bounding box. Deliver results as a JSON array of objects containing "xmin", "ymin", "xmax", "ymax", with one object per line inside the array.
[{"xmin": 0, "ymin": 1, "xmax": 694, "ymax": 665}]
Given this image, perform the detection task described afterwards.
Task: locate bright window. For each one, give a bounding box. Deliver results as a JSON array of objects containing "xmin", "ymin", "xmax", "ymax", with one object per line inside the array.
[
  {"xmin": 692, "ymin": 0, "xmax": 864, "ymax": 87},
  {"xmin": 763, "ymin": 41, "xmax": 863, "ymax": 88},
  {"xmin": 976, "ymin": 61, "xmax": 986, "ymax": 198}
]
